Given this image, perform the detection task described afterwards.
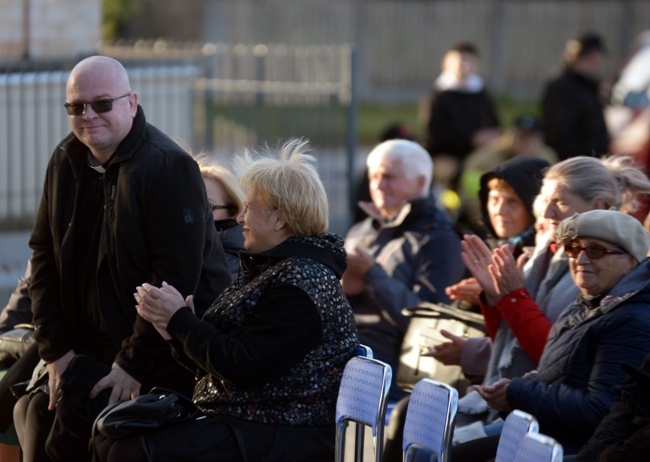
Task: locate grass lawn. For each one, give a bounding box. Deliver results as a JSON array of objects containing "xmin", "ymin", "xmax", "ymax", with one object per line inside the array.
[
  {"xmin": 357, "ymin": 97, "xmax": 540, "ymax": 145},
  {"xmin": 205, "ymin": 97, "xmax": 540, "ymax": 148}
]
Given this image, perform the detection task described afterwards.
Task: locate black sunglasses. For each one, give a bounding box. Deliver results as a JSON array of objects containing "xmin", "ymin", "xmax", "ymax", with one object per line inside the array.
[
  {"xmin": 209, "ymin": 204, "xmax": 237, "ymax": 212},
  {"xmin": 563, "ymin": 243, "xmax": 626, "ymax": 260},
  {"xmin": 64, "ymin": 92, "xmax": 131, "ymax": 116}
]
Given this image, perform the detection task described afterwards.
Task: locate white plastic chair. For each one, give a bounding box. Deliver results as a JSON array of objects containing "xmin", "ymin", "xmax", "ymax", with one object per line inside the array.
[
  {"xmin": 495, "ymin": 409, "xmax": 539, "ymax": 462},
  {"xmin": 335, "ymin": 355, "xmax": 392, "ymax": 462},
  {"xmin": 402, "ymin": 378, "xmax": 458, "ymax": 462},
  {"xmin": 513, "ymin": 432, "xmax": 564, "ymax": 462}
]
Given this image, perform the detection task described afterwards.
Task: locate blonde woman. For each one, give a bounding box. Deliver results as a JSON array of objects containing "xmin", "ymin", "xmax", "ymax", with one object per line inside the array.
[{"xmin": 96, "ymin": 139, "xmax": 359, "ymax": 462}]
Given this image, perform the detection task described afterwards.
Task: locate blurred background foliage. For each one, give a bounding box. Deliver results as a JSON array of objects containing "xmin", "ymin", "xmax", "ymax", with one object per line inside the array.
[{"xmin": 102, "ymin": 0, "xmax": 140, "ymax": 41}]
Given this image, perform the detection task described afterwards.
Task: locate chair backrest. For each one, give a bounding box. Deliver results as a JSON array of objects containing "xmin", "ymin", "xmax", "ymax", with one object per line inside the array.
[
  {"xmin": 495, "ymin": 409, "xmax": 539, "ymax": 462},
  {"xmin": 513, "ymin": 432, "xmax": 564, "ymax": 462},
  {"xmin": 351, "ymin": 344, "xmax": 374, "ymax": 460},
  {"xmin": 355, "ymin": 344, "xmax": 374, "ymax": 358},
  {"xmin": 335, "ymin": 355, "xmax": 392, "ymax": 462},
  {"xmin": 402, "ymin": 378, "xmax": 458, "ymax": 462}
]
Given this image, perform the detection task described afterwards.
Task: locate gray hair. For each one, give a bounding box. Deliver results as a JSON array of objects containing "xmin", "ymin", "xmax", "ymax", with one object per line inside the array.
[
  {"xmin": 366, "ymin": 139, "xmax": 433, "ymax": 196},
  {"xmin": 543, "ymin": 155, "xmax": 650, "ymax": 213}
]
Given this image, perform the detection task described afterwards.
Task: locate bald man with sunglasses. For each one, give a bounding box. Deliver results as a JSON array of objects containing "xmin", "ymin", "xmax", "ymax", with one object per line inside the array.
[{"xmin": 13, "ymin": 56, "xmax": 231, "ymax": 462}]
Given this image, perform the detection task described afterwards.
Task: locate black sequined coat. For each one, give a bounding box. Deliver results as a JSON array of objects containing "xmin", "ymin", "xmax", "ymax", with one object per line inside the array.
[{"xmin": 166, "ymin": 233, "xmax": 359, "ymax": 426}]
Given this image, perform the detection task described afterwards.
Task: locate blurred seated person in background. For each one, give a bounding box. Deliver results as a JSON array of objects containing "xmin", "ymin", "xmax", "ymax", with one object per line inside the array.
[
  {"xmin": 384, "ymin": 155, "xmax": 650, "ymax": 461},
  {"xmin": 458, "ymin": 114, "xmax": 558, "ymax": 230},
  {"xmin": 0, "ymin": 260, "xmax": 35, "ymax": 462},
  {"xmin": 194, "ymin": 153, "xmax": 245, "ymax": 280},
  {"xmin": 94, "ymin": 139, "xmax": 359, "ymax": 462},
  {"xmin": 445, "ymin": 156, "xmax": 550, "ymax": 310},
  {"xmin": 341, "ymin": 139, "xmax": 465, "ymax": 400},
  {"xmin": 452, "ymin": 209, "xmax": 650, "ymax": 459},
  {"xmin": 542, "ymin": 32, "xmax": 610, "ymax": 160},
  {"xmin": 449, "ymin": 155, "xmax": 650, "ymax": 444},
  {"xmin": 0, "ymin": 260, "xmax": 32, "ymax": 334},
  {"xmin": 423, "ymin": 41, "xmax": 501, "ymax": 190}
]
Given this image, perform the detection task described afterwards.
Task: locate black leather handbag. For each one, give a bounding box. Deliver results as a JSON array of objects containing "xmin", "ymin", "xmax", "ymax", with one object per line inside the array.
[{"xmin": 93, "ymin": 387, "xmax": 199, "ymax": 439}]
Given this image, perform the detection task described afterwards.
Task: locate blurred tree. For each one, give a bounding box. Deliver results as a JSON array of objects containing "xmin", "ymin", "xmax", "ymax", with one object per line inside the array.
[{"xmin": 102, "ymin": 0, "xmax": 141, "ymax": 40}]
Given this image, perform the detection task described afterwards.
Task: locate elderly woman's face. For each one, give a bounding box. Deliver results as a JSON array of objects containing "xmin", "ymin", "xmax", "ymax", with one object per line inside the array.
[
  {"xmin": 567, "ymin": 237, "xmax": 637, "ymax": 296},
  {"xmin": 540, "ymin": 180, "xmax": 596, "ymax": 236},
  {"xmin": 487, "ymin": 184, "xmax": 532, "ymax": 239},
  {"xmin": 236, "ymin": 189, "xmax": 287, "ymax": 253}
]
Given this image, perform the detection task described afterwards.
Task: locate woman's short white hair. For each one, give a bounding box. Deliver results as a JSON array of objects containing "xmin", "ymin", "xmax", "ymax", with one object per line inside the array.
[
  {"xmin": 232, "ymin": 138, "xmax": 328, "ymax": 236},
  {"xmin": 366, "ymin": 139, "xmax": 433, "ymax": 196}
]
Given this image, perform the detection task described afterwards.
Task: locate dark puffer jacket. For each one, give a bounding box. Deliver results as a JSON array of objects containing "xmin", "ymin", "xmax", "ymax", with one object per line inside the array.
[
  {"xmin": 577, "ymin": 352, "xmax": 650, "ymax": 461},
  {"xmin": 507, "ymin": 259, "xmax": 650, "ymax": 454},
  {"xmin": 345, "ymin": 195, "xmax": 465, "ymax": 371}
]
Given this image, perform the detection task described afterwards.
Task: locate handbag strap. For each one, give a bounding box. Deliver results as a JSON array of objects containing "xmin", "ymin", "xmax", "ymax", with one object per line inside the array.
[{"xmin": 402, "ymin": 302, "xmax": 486, "ymax": 333}]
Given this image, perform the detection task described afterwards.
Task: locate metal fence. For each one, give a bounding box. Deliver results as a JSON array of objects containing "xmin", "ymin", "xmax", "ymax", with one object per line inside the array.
[
  {"xmin": 192, "ymin": 0, "xmax": 650, "ymax": 102},
  {"xmin": 0, "ymin": 43, "xmax": 358, "ymax": 235},
  {"xmin": 193, "ymin": 43, "xmax": 358, "ymax": 233},
  {"xmin": 0, "ymin": 63, "xmax": 201, "ymax": 230},
  {"xmin": 0, "ymin": 69, "xmax": 69, "ymax": 231}
]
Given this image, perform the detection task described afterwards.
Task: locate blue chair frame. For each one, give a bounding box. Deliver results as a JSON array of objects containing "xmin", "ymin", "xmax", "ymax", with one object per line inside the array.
[{"xmin": 354, "ymin": 344, "xmax": 373, "ymax": 358}]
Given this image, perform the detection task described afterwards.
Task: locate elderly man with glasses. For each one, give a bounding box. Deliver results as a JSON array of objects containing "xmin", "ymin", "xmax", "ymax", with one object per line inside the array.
[{"xmin": 12, "ymin": 56, "xmax": 231, "ymax": 462}]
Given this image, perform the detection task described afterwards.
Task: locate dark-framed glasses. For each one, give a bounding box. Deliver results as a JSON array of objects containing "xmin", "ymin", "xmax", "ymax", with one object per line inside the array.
[
  {"xmin": 64, "ymin": 92, "xmax": 132, "ymax": 116},
  {"xmin": 563, "ymin": 243, "xmax": 626, "ymax": 260},
  {"xmin": 209, "ymin": 204, "xmax": 236, "ymax": 212}
]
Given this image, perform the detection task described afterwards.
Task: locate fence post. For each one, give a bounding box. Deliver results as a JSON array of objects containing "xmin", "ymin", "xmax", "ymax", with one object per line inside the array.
[{"xmin": 346, "ymin": 44, "xmax": 359, "ymax": 229}]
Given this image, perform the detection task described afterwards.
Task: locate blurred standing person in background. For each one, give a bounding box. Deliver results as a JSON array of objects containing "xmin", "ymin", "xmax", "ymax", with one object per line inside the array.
[
  {"xmin": 423, "ymin": 41, "xmax": 501, "ymax": 190},
  {"xmin": 542, "ymin": 32, "xmax": 610, "ymax": 160}
]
